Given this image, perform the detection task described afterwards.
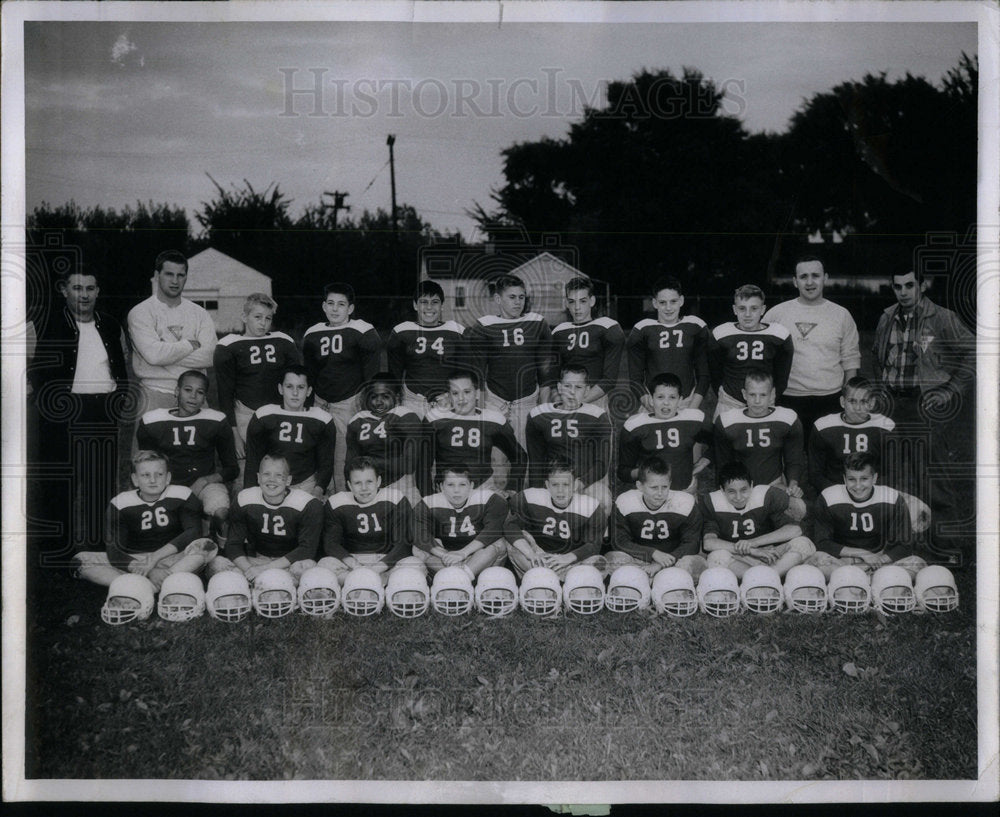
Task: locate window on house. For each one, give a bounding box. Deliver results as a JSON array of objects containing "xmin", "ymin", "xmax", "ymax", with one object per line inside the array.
[{"xmin": 193, "ymin": 300, "xmax": 219, "ymax": 311}]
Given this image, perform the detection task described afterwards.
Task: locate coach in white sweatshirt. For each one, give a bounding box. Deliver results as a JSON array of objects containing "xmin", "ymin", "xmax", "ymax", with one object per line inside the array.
[{"xmin": 128, "ymin": 249, "xmax": 217, "ymax": 413}]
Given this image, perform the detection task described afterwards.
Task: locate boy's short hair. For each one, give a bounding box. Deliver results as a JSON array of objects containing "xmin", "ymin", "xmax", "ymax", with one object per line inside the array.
[
  {"xmin": 413, "ymin": 280, "xmax": 445, "ymax": 301},
  {"xmin": 324, "ymin": 282, "xmax": 356, "ymax": 304},
  {"xmin": 154, "ymin": 250, "xmax": 188, "ymax": 273},
  {"xmin": 368, "ymin": 371, "xmax": 400, "ymax": 392},
  {"xmin": 565, "ymin": 276, "xmax": 595, "ymax": 296},
  {"xmin": 243, "ymin": 292, "xmax": 277, "ymax": 314},
  {"xmin": 280, "ymin": 364, "xmax": 311, "ymax": 384},
  {"xmin": 259, "ymin": 453, "xmax": 291, "ymax": 474},
  {"xmin": 649, "ymin": 372, "xmax": 683, "ymax": 395},
  {"xmin": 843, "ymin": 452, "xmax": 878, "ymax": 475},
  {"xmin": 842, "ymin": 376, "xmax": 872, "ymax": 397},
  {"xmin": 177, "ymin": 369, "xmax": 209, "ymax": 389},
  {"xmin": 636, "ymin": 456, "xmax": 671, "ymax": 484},
  {"xmin": 734, "ymin": 284, "xmax": 765, "ymax": 302},
  {"xmin": 132, "ymin": 449, "xmax": 168, "ymax": 472},
  {"xmin": 437, "ymin": 463, "xmax": 474, "ymax": 484},
  {"xmin": 717, "ymin": 461, "xmax": 753, "ymax": 489},
  {"xmin": 347, "ymin": 456, "xmax": 381, "ymax": 480},
  {"xmin": 491, "ymin": 274, "xmax": 526, "ymax": 296},
  {"xmin": 447, "ymin": 368, "xmax": 480, "ymax": 389},
  {"xmin": 559, "ymin": 363, "xmax": 590, "ymax": 382},
  {"xmin": 652, "ymin": 276, "xmax": 684, "ymax": 298},
  {"xmin": 743, "ymin": 368, "xmax": 774, "ymax": 389},
  {"xmin": 545, "ymin": 457, "xmax": 576, "ymax": 480}
]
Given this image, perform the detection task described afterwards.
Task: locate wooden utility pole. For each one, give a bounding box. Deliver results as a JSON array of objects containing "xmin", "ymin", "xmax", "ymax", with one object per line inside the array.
[
  {"xmin": 321, "ymin": 190, "xmax": 350, "ymax": 274},
  {"xmin": 386, "ymin": 134, "xmax": 398, "ymax": 242}
]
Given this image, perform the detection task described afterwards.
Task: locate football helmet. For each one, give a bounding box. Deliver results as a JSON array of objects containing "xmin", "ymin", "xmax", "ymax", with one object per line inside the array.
[
  {"xmin": 740, "ymin": 565, "xmax": 783, "ymax": 614},
  {"xmin": 697, "ymin": 567, "xmax": 741, "ymax": 618},
  {"xmin": 206, "ymin": 570, "xmax": 252, "ymax": 622},
  {"xmin": 386, "ymin": 566, "xmax": 430, "ymax": 618},
  {"xmin": 474, "ymin": 566, "xmax": 519, "ymax": 617},
  {"xmin": 871, "ymin": 565, "xmax": 916, "ymax": 614},
  {"xmin": 157, "ymin": 571, "xmax": 206, "ymax": 622},
  {"xmin": 101, "ymin": 574, "xmax": 156, "ymax": 625},
  {"xmin": 827, "ymin": 565, "xmax": 871, "ymax": 614},
  {"xmin": 431, "ymin": 566, "xmax": 475, "ymax": 616},
  {"xmin": 342, "ymin": 567, "xmax": 386, "ymax": 617},
  {"xmin": 605, "ymin": 565, "xmax": 651, "ymax": 613},
  {"xmin": 562, "ymin": 564, "xmax": 606, "ymax": 615},
  {"xmin": 783, "ymin": 564, "xmax": 828, "ymax": 614},
  {"xmin": 252, "ymin": 568, "xmax": 297, "ymax": 618},
  {"xmin": 519, "ymin": 566, "xmax": 562, "ymax": 616},
  {"xmin": 914, "ymin": 565, "xmax": 959, "ymax": 613},
  {"xmin": 651, "ymin": 567, "xmax": 698, "ymax": 617},
  {"xmin": 297, "ymin": 565, "xmax": 341, "ymax": 617}
]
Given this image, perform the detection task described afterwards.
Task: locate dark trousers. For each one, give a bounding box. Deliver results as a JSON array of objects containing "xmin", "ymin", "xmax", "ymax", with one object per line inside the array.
[{"xmin": 777, "ymin": 391, "xmax": 843, "ymax": 447}]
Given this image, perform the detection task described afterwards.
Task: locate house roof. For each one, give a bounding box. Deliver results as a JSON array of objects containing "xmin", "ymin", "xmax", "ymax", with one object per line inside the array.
[
  {"xmin": 184, "ymin": 248, "xmax": 271, "ymax": 292},
  {"xmin": 420, "ymin": 245, "xmax": 581, "ymax": 282}
]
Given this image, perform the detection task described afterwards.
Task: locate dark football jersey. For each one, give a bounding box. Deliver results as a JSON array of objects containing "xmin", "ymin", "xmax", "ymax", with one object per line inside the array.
[
  {"xmin": 525, "ymin": 402, "xmax": 612, "ymax": 487},
  {"xmin": 213, "ymin": 331, "xmax": 301, "ymax": 423},
  {"xmin": 466, "ymin": 312, "xmax": 555, "ymax": 400},
  {"xmin": 322, "ymin": 488, "xmax": 413, "ymax": 563},
  {"xmin": 617, "ymin": 408, "xmax": 710, "ymax": 490},
  {"xmin": 611, "ymin": 489, "xmax": 702, "ymax": 561},
  {"xmin": 244, "ymin": 405, "xmax": 336, "ymax": 488},
  {"xmin": 424, "ymin": 406, "xmax": 526, "ymax": 490},
  {"xmin": 302, "ymin": 318, "xmax": 382, "ymax": 403},
  {"xmin": 503, "ymin": 488, "xmax": 605, "ymax": 560},
  {"xmin": 386, "ymin": 320, "xmax": 467, "ymax": 398},
  {"xmin": 414, "ymin": 489, "xmax": 507, "ymax": 551},
  {"xmin": 136, "ymin": 407, "xmax": 238, "ymax": 486},
  {"xmin": 226, "ymin": 487, "xmax": 323, "ymax": 563},
  {"xmin": 809, "ymin": 412, "xmax": 896, "ymax": 491},
  {"xmin": 708, "ymin": 322, "xmax": 794, "ymax": 399},
  {"xmin": 105, "ymin": 485, "xmax": 201, "ymax": 568},
  {"xmin": 551, "ymin": 317, "xmax": 625, "ymax": 393},
  {"xmin": 701, "ymin": 484, "xmax": 790, "ymax": 543},
  {"xmin": 626, "ymin": 316, "xmax": 710, "ymax": 399},
  {"xmin": 344, "ymin": 406, "xmax": 428, "ymax": 486},
  {"xmin": 714, "ymin": 407, "xmax": 804, "ymax": 486},
  {"xmin": 813, "ymin": 484, "xmax": 912, "ymax": 558}
]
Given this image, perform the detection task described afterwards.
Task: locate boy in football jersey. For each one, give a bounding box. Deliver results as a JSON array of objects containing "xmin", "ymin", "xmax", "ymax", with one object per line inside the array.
[
  {"xmin": 386, "ymin": 281, "xmax": 467, "ymax": 418},
  {"xmin": 344, "ymin": 373, "xmax": 426, "ymax": 506},
  {"xmin": 618, "ymin": 372, "xmax": 711, "ymax": 495},
  {"xmin": 214, "ymin": 293, "xmax": 300, "ymax": 481},
  {"xmin": 412, "ymin": 464, "xmax": 509, "ymax": 576},
  {"xmin": 551, "ymin": 277, "xmax": 625, "ymax": 409},
  {"xmin": 302, "ymin": 282, "xmax": 383, "ymax": 492},
  {"xmin": 806, "ymin": 453, "xmax": 927, "ymax": 579},
  {"xmin": 607, "ymin": 457, "xmax": 707, "ymax": 579},
  {"xmin": 702, "ymin": 462, "xmax": 815, "ymax": 579},
  {"xmin": 626, "ymin": 276, "xmax": 710, "ymax": 411},
  {"xmin": 708, "ymin": 284, "xmax": 794, "ymax": 417},
  {"xmin": 244, "ymin": 365, "xmax": 336, "ymax": 498},
  {"xmin": 209, "ymin": 454, "xmax": 323, "ymax": 582},
  {"xmin": 74, "ymin": 450, "xmax": 214, "ymax": 589},
  {"xmin": 136, "ymin": 370, "xmax": 238, "ymax": 541},
  {"xmin": 503, "ymin": 458, "xmax": 607, "ymax": 580},
  {"xmin": 424, "ymin": 369, "xmax": 526, "ymax": 495},
  {"xmin": 320, "ymin": 456, "xmax": 417, "ymax": 583},
  {"xmin": 525, "ymin": 364, "xmax": 613, "ymax": 511},
  {"xmin": 714, "ymin": 369, "xmax": 806, "ymax": 519}
]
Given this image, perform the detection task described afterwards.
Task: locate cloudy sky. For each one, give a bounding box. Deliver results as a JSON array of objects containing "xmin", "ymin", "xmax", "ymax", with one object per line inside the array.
[{"xmin": 23, "ymin": 15, "xmax": 976, "ymax": 238}]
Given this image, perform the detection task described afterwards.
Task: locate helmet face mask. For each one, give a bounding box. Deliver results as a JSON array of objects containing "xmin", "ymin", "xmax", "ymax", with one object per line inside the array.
[
  {"xmin": 252, "ymin": 569, "xmax": 298, "ymax": 618},
  {"xmin": 915, "ymin": 566, "xmax": 959, "ymax": 613},
  {"xmin": 101, "ymin": 574, "xmax": 156, "ymax": 625},
  {"xmin": 387, "ymin": 567, "xmax": 430, "ymax": 618},
  {"xmin": 828, "ymin": 565, "xmax": 871, "ymax": 614},
  {"xmin": 297, "ymin": 566, "xmax": 341, "ymax": 617},
  {"xmin": 784, "ymin": 564, "xmax": 828, "ymax": 614},
  {"xmin": 871, "ymin": 565, "xmax": 916, "ymax": 614},
  {"xmin": 652, "ymin": 567, "xmax": 697, "ymax": 617},
  {"xmin": 158, "ymin": 572, "xmax": 206, "ymax": 622},
  {"xmin": 698, "ymin": 567, "xmax": 741, "ymax": 618},
  {"xmin": 431, "ymin": 566, "xmax": 474, "ymax": 616},
  {"xmin": 740, "ymin": 566, "xmax": 783, "ymax": 614},
  {"xmin": 605, "ymin": 565, "xmax": 650, "ymax": 613},
  {"xmin": 519, "ymin": 567, "xmax": 562, "ymax": 616},
  {"xmin": 342, "ymin": 567, "xmax": 386, "ymax": 617},
  {"xmin": 475, "ymin": 567, "xmax": 518, "ymax": 617},
  {"xmin": 563, "ymin": 565, "xmax": 605, "ymax": 615}
]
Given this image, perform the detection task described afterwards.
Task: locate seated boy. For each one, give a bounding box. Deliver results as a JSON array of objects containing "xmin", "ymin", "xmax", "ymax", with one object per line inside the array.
[
  {"xmin": 607, "ymin": 456, "xmax": 707, "ymax": 579},
  {"xmin": 74, "ymin": 450, "xmax": 214, "ymax": 590},
  {"xmin": 413, "ymin": 464, "xmax": 509, "ymax": 577},
  {"xmin": 136, "ymin": 369, "xmax": 238, "ymax": 541},
  {"xmin": 525, "ymin": 364, "xmax": 613, "ymax": 511},
  {"xmin": 805, "ymin": 452, "xmax": 927, "ymax": 580},
  {"xmin": 503, "ymin": 458, "xmax": 607, "ymax": 580},
  {"xmin": 618, "ymin": 372, "xmax": 710, "ymax": 496},
  {"xmin": 209, "ymin": 454, "xmax": 324, "ymax": 582},
  {"xmin": 245, "ymin": 365, "xmax": 336, "ymax": 498},
  {"xmin": 702, "ymin": 462, "xmax": 815, "ymax": 579}
]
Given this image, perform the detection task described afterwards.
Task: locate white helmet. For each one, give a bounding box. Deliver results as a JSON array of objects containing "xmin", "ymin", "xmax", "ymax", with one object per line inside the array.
[
  {"xmin": 252, "ymin": 568, "xmax": 298, "ymax": 618},
  {"xmin": 651, "ymin": 567, "xmax": 698, "ymax": 617},
  {"xmin": 206, "ymin": 571, "xmax": 252, "ymax": 622},
  {"xmin": 474, "ymin": 566, "xmax": 519, "ymax": 617},
  {"xmin": 431, "ymin": 566, "xmax": 475, "ymax": 616},
  {"xmin": 297, "ymin": 566, "xmax": 341, "ymax": 617},
  {"xmin": 562, "ymin": 564, "xmax": 606, "ymax": 615},
  {"xmin": 740, "ymin": 565, "xmax": 784, "ymax": 614},
  {"xmin": 157, "ymin": 572, "xmax": 206, "ymax": 622},
  {"xmin": 342, "ymin": 567, "xmax": 386, "ymax": 617},
  {"xmin": 697, "ymin": 567, "xmax": 741, "ymax": 618},
  {"xmin": 783, "ymin": 564, "xmax": 828, "ymax": 614},
  {"xmin": 914, "ymin": 565, "xmax": 959, "ymax": 613},
  {"xmin": 871, "ymin": 565, "xmax": 916, "ymax": 614},
  {"xmin": 605, "ymin": 565, "xmax": 651, "ymax": 613},
  {"xmin": 519, "ymin": 566, "xmax": 562, "ymax": 616},
  {"xmin": 827, "ymin": 565, "xmax": 871, "ymax": 614},
  {"xmin": 386, "ymin": 566, "xmax": 430, "ymax": 618},
  {"xmin": 101, "ymin": 574, "xmax": 156, "ymax": 625}
]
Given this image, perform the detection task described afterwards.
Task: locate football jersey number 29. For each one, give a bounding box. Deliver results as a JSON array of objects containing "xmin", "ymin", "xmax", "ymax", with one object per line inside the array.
[{"xmin": 541, "ymin": 517, "xmax": 571, "ymax": 539}]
